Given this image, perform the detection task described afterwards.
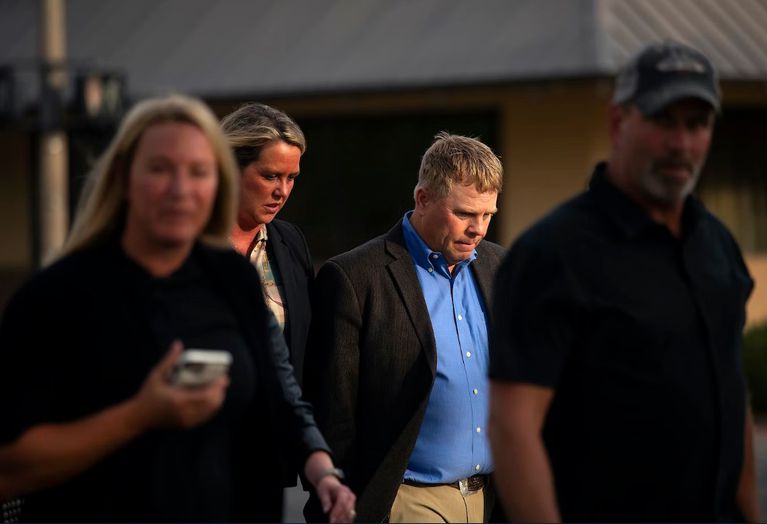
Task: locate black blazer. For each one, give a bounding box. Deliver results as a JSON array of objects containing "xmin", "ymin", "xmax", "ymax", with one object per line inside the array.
[
  {"xmin": 304, "ymin": 221, "xmax": 505, "ymax": 522},
  {"xmin": 266, "ymin": 219, "xmax": 314, "ymax": 385}
]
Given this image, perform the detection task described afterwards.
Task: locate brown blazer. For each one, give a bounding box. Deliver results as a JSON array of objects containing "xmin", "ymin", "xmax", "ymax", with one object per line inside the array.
[{"xmin": 303, "ymin": 220, "xmax": 505, "ymax": 522}]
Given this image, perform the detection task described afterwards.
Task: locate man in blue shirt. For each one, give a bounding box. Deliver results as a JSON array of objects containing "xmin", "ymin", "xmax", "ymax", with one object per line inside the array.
[{"xmin": 304, "ymin": 133, "xmax": 506, "ymax": 523}]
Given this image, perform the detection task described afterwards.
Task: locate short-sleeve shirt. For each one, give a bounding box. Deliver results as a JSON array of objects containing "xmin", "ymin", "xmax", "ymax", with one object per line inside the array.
[{"xmin": 490, "ymin": 163, "xmax": 753, "ymax": 522}]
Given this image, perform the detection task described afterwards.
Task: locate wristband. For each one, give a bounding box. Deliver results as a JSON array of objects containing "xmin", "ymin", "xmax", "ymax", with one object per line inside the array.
[{"xmin": 316, "ymin": 466, "xmax": 345, "ymax": 483}]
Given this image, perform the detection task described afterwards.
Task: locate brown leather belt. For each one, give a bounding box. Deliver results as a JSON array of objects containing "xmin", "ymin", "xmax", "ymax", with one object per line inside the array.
[{"xmin": 403, "ymin": 474, "xmax": 487, "ymax": 495}]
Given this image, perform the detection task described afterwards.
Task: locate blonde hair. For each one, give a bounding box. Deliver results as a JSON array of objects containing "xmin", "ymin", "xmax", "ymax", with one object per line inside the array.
[
  {"xmin": 57, "ymin": 94, "xmax": 239, "ymax": 261},
  {"xmin": 415, "ymin": 132, "xmax": 503, "ymax": 200},
  {"xmin": 221, "ymin": 103, "xmax": 305, "ymax": 169}
]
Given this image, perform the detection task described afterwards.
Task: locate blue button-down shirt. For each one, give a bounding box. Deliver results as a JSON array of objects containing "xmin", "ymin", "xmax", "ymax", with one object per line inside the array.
[{"xmin": 401, "ymin": 212, "xmax": 493, "ymax": 483}]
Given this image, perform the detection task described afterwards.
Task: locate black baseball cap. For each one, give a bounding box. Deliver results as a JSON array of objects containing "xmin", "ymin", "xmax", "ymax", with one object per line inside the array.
[{"xmin": 612, "ymin": 41, "xmax": 721, "ymax": 116}]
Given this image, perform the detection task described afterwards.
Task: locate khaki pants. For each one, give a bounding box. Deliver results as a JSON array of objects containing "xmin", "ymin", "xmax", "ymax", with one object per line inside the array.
[{"xmin": 389, "ymin": 482, "xmax": 489, "ymax": 523}]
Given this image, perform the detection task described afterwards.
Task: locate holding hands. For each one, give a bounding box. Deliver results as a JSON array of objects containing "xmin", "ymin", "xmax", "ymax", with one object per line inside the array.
[{"xmin": 305, "ymin": 451, "xmax": 357, "ymax": 523}]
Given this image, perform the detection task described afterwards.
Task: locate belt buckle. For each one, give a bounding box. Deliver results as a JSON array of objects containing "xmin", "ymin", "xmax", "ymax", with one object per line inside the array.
[{"xmin": 458, "ymin": 478, "xmax": 471, "ymax": 497}]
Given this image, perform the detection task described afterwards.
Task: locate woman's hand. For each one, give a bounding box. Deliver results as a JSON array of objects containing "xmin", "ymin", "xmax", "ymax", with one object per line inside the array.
[
  {"xmin": 130, "ymin": 340, "xmax": 230, "ymax": 431},
  {"xmin": 316, "ymin": 474, "xmax": 357, "ymax": 523},
  {"xmin": 305, "ymin": 451, "xmax": 357, "ymax": 523}
]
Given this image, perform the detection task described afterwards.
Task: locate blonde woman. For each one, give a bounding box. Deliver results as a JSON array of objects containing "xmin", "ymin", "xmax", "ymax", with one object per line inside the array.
[
  {"xmin": 223, "ymin": 103, "xmax": 314, "ymax": 385},
  {"xmin": 0, "ymin": 95, "xmax": 355, "ymax": 522}
]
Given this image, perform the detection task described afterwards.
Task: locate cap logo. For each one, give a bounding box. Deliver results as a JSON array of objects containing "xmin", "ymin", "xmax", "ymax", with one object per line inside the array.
[{"xmin": 656, "ymin": 50, "xmax": 706, "ymax": 73}]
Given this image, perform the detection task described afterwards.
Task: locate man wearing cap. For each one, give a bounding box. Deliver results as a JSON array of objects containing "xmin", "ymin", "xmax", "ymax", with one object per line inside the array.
[{"xmin": 488, "ymin": 41, "xmax": 760, "ymax": 522}]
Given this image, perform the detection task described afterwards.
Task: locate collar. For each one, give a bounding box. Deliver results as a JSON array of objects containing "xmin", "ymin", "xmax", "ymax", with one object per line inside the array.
[
  {"xmin": 108, "ymin": 235, "xmax": 203, "ymax": 286},
  {"xmin": 246, "ymin": 226, "xmax": 268, "ymax": 260},
  {"xmin": 255, "ymin": 226, "xmax": 268, "ymax": 243},
  {"xmin": 401, "ymin": 211, "xmax": 476, "ymax": 275},
  {"xmin": 589, "ymin": 162, "xmax": 705, "ymax": 239}
]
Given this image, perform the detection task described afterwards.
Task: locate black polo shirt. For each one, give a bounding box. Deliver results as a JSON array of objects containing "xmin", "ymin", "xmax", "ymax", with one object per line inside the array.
[{"xmin": 490, "ymin": 163, "xmax": 753, "ymax": 522}]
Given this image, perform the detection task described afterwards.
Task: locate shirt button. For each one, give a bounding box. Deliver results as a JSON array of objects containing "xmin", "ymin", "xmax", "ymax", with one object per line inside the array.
[
  {"xmin": 475, "ymin": 464, "xmax": 481, "ymax": 471},
  {"xmin": 432, "ymin": 254, "xmax": 439, "ymax": 259},
  {"xmin": 476, "ymin": 426, "xmax": 481, "ymax": 433},
  {"xmin": 473, "ymin": 388, "xmax": 478, "ymax": 395},
  {"xmin": 457, "ymin": 314, "xmax": 463, "ymax": 320},
  {"xmin": 427, "ymin": 267, "xmax": 433, "ymax": 273},
  {"xmin": 466, "ymin": 351, "xmax": 471, "ymax": 358}
]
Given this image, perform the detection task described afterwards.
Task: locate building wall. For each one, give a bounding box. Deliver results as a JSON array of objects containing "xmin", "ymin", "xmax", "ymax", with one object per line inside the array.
[
  {"xmin": 747, "ymin": 254, "xmax": 767, "ymax": 327},
  {"xmin": 0, "ymin": 130, "xmax": 32, "ymax": 268},
  {"xmin": 497, "ymin": 83, "xmax": 611, "ymax": 244},
  {"xmin": 0, "ymin": 129, "xmax": 33, "ymax": 309},
  {"xmin": 2, "ymin": 80, "xmax": 764, "ymax": 324},
  {"xmin": 232, "ymin": 79, "xmax": 616, "ymax": 246},
  {"xmin": 249, "ymin": 79, "xmax": 767, "ymax": 327}
]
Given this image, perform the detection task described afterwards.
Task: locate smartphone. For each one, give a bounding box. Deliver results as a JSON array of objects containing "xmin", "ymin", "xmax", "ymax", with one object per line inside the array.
[{"xmin": 170, "ymin": 349, "xmax": 232, "ymax": 388}]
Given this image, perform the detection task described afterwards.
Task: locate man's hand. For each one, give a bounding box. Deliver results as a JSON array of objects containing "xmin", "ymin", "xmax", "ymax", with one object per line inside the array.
[
  {"xmin": 489, "ymin": 381, "xmax": 560, "ymax": 522},
  {"xmin": 737, "ymin": 407, "xmax": 762, "ymax": 522}
]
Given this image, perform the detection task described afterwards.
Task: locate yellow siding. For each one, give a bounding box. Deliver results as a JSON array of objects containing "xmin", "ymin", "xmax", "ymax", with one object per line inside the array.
[
  {"xmin": 0, "ymin": 131, "xmax": 32, "ymax": 268},
  {"xmin": 497, "ymin": 83, "xmax": 611, "ymax": 245},
  {"xmin": 746, "ymin": 255, "xmax": 767, "ymax": 328},
  {"xmin": 1, "ymin": 80, "xmax": 764, "ymax": 319},
  {"xmin": 228, "ymin": 79, "xmax": 767, "ymax": 327}
]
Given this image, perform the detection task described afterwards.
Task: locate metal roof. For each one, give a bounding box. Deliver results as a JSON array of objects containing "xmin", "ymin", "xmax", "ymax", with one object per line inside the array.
[
  {"xmin": 1, "ymin": 0, "xmax": 766, "ymax": 106},
  {"xmin": 597, "ymin": 0, "xmax": 767, "ymax": 78}
]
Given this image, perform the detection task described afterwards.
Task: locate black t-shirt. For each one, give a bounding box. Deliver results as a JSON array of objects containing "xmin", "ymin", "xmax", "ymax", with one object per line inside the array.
[
  {"xmin": 490, "ymin": 163, "xmax": 753, "ymax": 522},
  {"xmin": 0, "ymin": 241, "xmax": 261, "ymax": 522}
]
